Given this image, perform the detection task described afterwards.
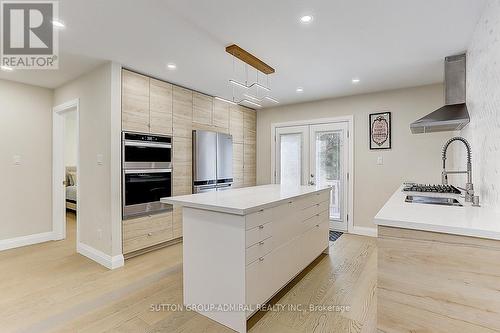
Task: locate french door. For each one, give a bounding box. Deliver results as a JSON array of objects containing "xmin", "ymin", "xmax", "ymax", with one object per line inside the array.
[{"xmin": 275, "ymin": 122, "xmax": 349, "ymax": 231}]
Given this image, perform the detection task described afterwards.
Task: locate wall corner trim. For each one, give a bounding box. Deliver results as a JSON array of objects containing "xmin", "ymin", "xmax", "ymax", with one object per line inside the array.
[
  {"xmin": 350, "ymin": 226, "xmax": 378, "ymax": 238},
  {"xmin": 0, "ymin": 231, "xmax": 55, "ymax": 251},
  {"xmin": 77, "ymin": 242, "xmax": 125, "ymax": 270}
]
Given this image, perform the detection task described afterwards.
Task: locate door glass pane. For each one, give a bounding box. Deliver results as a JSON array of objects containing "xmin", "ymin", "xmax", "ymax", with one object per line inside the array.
[
  {"xmin": 315, "ymin": 131, "xmax": 342, "ymax": 219},
  {"xmin": 280, "ymin": 134, "xmax": 302, "ymax": 187}
]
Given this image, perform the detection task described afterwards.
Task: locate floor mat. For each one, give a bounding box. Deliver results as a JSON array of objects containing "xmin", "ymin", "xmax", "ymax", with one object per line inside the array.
[{"xmin": 329, "ymin": 231, "xmax": 343, "ymax": 242}]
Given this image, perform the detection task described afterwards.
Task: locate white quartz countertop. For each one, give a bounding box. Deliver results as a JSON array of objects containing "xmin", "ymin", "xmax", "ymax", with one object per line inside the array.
[
  {"xmin": 161, "ymin": 184, "xmax": 331, "ymax": 215},
  {"xmin": 374, "ymin": 186, "xmax": 500, "ymax": 240}
]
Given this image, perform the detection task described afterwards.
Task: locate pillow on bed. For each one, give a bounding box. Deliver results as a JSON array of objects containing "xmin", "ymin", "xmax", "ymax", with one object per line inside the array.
[{"xmin": 65, "ymin": 173, "xmax": 73, "ymax": 186}]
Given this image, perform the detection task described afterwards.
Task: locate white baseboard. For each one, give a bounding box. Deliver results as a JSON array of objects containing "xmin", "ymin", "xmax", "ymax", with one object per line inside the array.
[
  {"xmin": 350, "ymin": 226, "xmax": 378, "ymax": 237},
  {"xmin": 0, "ymin": 231, "xmax": 55, "ymax": 251},
  {"xmin": 77, "ymin": 242, "xmax": 124, "ymax": 270}
]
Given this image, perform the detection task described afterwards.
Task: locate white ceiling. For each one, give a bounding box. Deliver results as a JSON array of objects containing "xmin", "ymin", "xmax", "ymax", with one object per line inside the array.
[{"xmin": 0, "ymin": 0, "xmax": 486, "ymax": 106}]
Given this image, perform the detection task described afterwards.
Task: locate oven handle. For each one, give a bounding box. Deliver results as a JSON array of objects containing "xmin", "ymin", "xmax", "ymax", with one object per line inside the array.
[
  {"xmin": 124, "ymin": 141, "xmax": 172, "ymax": 149},
  {"xmin": 124, "ymin": 169, "xmax": 172, "ymax": 174}
]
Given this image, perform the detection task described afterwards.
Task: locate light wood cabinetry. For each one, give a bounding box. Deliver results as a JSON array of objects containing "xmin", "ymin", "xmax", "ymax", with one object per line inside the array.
[
  {"xmin": 149, "ymin": 78, "xmax": 173, "ymax": 135},
  {"xmin": 229, "ymin": 105, "xmax": 244, "ymax": 144},
  {"xmin": 172, "ymin": 136, "xmax": 192, "ymax": 238},
  {"xmin": 233, "ymin": 143, "xmax": 244, "ymax": 189},
  {"xmin": 173, "ymin": 86, "xmax": 193, "ymax": 138},
  {"xmin": 243, "ymin": 143, "xmax": 256, "ymax": 187},
  {"xmin": 121, "ymin": 70, "xmax": 257, "ymax": 252},
  {"xmin": 193, "ymin": 92, "xmax": 213, "ymax": 126},
  {"xmin": 213, "ymin": 98, "xmax": 230, "ymax": 129},
  {"xmin": 122, "ymin": 212, "xmax": 173, "ymax": 255},
  {"xmin": 122, "ymin": 70, "xmax": 150, "ymax": 133},
  {"xmin": 243, "ymin": 108, "xmax": 257, "ymax": 187},
  {"xmin": 378, "ymin": 226, "xmax": 500, "ymax": 332}
]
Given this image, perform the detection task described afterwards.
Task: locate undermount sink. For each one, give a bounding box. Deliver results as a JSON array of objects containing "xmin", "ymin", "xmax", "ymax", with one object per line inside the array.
[{"xmin": 405, "ymin": 195, "xmax": 463, "ymax": 207}]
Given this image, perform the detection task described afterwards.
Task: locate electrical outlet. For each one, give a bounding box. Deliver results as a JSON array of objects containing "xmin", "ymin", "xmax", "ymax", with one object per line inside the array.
[
  {"xmin": 97, "ymin": 228, "xmax": 102, "ymax": 240},
  {"xmin": 377, "ymin": 156, "xmax": 383, "ymax": 165},
  {"xmin": 13, "ymin": 155, "xmax": 21, "ymax": 165}
]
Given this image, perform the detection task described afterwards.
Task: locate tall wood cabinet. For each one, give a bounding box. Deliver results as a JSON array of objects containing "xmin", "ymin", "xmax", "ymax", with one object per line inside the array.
[
  {"xmin": 122, "ymin": 70, "xmax": 150, "ymax": 133},
  {"xmin": 243, "ymin": 108, "xmax": 257, "ymax": 187},
  {"xmin": 149, "ymin": 79, "xmax": 173, "ymax": 135},
  {"xmin": 121, "ymin": 68, "xmax": 257, "ymax": 256}
]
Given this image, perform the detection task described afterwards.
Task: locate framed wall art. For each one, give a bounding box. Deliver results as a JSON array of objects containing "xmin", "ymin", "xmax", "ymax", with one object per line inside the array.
[{"xmin": 369, "ymin": 112, "xmax": 391, "ymax": 150}]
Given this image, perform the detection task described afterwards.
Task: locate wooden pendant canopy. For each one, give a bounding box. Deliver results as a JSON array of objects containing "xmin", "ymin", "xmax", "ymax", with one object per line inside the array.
[{"xmin": 226, "ymin": 44, "xmax": 275, "ymax": 75}]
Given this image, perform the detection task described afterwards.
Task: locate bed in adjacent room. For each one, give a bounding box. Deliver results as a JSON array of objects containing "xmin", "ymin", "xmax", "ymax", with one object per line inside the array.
[{"xmin": 65, "ymin": 167, "xmax": 77, "ymax": 212}]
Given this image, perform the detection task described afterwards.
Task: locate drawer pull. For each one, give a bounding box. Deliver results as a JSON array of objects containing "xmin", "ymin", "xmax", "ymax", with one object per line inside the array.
[
  {"xmin": 258, "ymin": 225, "xmax": 264, "ymax": 229},
  {"xmin": 259, "ymin": 209, "xmax": 264, "ymax": 212},
  {"xmin": 288, "ymin": 200, "xmax": 293, "ymax": 204},
  {"xmin": 316, "ymin": 213, "xmax": 320, "ymax": 217},
  {"xmin": 315, "ymin": 224, "xmax": 320, "ymax": 228},
  {"xmin": 316, "ymin": 203, "xmax": 320, "ymax": 207},
  {"xmin": 259, "ymin": 257, "xmax": 264, "ymax": 262},
  {"xmin": 259, "ymin": 241, "xmax": 264, "ymax": 245},
  {"xmin": 147, "ymin": 232, "xmax": 153, "ymax": 236}
]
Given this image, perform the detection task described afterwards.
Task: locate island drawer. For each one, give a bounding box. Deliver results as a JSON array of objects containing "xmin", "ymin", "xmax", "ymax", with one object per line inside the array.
[
  {"xmin": 302, "ymin": 210, "xmax": 329, "ymax": 233},
  {"xmin": 295, "ymin": 190, "xmax": 330, "ymax": 210},
  {"xmin": 246, "ymin": 221, "xmax": 273, "ymax": 247},
  {"xmin": 300, "ymin": 200, "xmax": 330, "ymax": 222},
  {"xmin": 246, "ymin": 236, "xmax": 273, "ymax": 265},
  {"xmin": 246, "ymin": 207, "xmax": 273, "ymax": 230}
]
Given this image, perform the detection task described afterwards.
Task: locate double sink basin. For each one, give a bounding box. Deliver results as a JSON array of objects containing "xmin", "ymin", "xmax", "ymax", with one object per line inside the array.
[{"xmin": 405, "ymin": 195, "xmax": 463, "ymax": 207}]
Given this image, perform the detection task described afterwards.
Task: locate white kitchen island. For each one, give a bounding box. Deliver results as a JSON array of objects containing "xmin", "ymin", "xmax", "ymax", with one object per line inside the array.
[{"xmin": 161, "ymin": 184, "xmax": 331, "ymax": 333}]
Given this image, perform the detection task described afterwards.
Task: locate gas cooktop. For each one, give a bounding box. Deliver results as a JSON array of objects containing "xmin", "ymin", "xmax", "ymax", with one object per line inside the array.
[{"xmin": 402, "ymin": 183, "xmax": 461, "ymax": 194}]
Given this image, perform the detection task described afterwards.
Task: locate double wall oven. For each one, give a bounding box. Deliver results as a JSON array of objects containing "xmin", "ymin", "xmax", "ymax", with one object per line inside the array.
[{"xmin": 122, "ymin": 132, "xmax": 172, "ymax": 219}]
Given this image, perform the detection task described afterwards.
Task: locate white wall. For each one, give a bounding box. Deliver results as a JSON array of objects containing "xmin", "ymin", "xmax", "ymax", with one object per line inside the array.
[
  {"xmin": 64, "ymin": 110, "xmax": 77, "ymax": 167},
  {"xmin": 257, "ymin": 84, "xmax": 452, "ymax": 230},
  {"xmin": 54, "ymin": 62, "xmax": 122, "ymax": 257},
  {"xmin": 457, "ymin": 0, "xmax": 500, "ymax": 209},
  {"xmin": 0, "ymin": 80, "xmax": 53, "ymax": 240}
]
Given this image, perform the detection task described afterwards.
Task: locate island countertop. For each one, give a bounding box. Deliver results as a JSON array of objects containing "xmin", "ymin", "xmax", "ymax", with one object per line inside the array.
[
  {"xmin": 161, "ymin": 184, "xmax": 331, "ymax": 215},
  {"xmin": 374, "ymin": 186, "xmax": 500, "ymax": 240}
]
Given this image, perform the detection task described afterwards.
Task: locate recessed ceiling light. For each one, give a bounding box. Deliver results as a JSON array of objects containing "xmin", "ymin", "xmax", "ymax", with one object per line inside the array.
[
  {"xmin": 352, "ymin": 78, "xmax": 360, "ymax": 84},
  {"xmin": 167, "ymin": 63, "xmax": 177, "ymax": 70},
  {"xmin": 300, "ymin": 15, "xmax": 313, "ymax": 24},
  {"xmin": 296, "ymin": 87, "xmax": 304, "ymax": 93},
  {"xmin": 51, "ymin": 20, "xmax": 65, "ymax": 28},
  {"xmin": 1, "ymin": 65, "xmax": 13, "ymax": 72}
]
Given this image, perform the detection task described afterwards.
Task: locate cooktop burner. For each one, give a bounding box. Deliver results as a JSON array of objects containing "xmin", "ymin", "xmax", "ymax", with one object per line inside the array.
[{"xmin": 402, "ymin": 183, "xmax": 461, "ymax": 194}]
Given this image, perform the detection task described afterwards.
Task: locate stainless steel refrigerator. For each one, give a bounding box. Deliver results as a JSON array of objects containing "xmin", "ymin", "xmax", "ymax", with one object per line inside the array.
[{"xmin": 192, "ymin": 130, "xmax": 233, "ymax": 193}]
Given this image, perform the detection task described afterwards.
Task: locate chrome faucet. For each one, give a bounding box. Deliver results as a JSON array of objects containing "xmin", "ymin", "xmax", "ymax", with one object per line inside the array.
[{"xmin": 441, "ymin": 136, "xmax": 475, "ymax": 202}]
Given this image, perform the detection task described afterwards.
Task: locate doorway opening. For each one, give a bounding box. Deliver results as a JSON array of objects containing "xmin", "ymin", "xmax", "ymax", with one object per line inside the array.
[
  {"xmin": 272, "ymin": 117, "xmax": 353, "ymax": 232},
  {"xmin": 53, "ymin": 99, "xmax": 80, "ymax": 247}
]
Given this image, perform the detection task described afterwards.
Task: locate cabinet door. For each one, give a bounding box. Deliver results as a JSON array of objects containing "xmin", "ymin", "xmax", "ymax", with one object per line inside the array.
[
  {"xmin": 149, "ymin": 78, "xmax": 172, "ymax": 135},
  {"xmin": 243, "ymin": 143, "xmax": 256, "ymax": 187},
  {"xmin": 243, "ymin": 107, "xmax": 256, "ymax": 145},
  {"xmin": 193, "ymin": 92, "xmax": 213, "ymax": 126},
  {"xmin": 213, "ymin": 98, "xmax": 230, "ymax": 130},
  {"xmin": 173, "ymin": 86, "xmax": 193, "ymax": 138},
  {"xmin": 233, "ymin": 143, "xmax": 244, "ymax": 189},
  {"xmin": 122, "ymin": 70, "xmax": 150, "ymax": 133},
  {"xmin": 172, "ymin": 136, "xmax": 192, "ymax": 238},
  {"xmin": 229, "ymin": 105, "xmax": 244, "ymax": 144}
]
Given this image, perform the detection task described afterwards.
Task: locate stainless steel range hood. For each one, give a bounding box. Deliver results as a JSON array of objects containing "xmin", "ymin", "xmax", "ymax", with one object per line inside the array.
[{"xmin": 410, "ymin": 54, "xmax": 470, "ymax": 134}]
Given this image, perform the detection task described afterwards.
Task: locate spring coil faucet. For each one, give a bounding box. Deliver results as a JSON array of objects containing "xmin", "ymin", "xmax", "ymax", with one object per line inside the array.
[{"xmin": 441, "ymin": 136, "xmax": 476, "ymax": 203}]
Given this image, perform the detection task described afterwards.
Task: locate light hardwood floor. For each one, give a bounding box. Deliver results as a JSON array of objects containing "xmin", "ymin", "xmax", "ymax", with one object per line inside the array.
[{"xmin": 0, "ymin": 213, "xmax": 376, "ymax": 333}]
